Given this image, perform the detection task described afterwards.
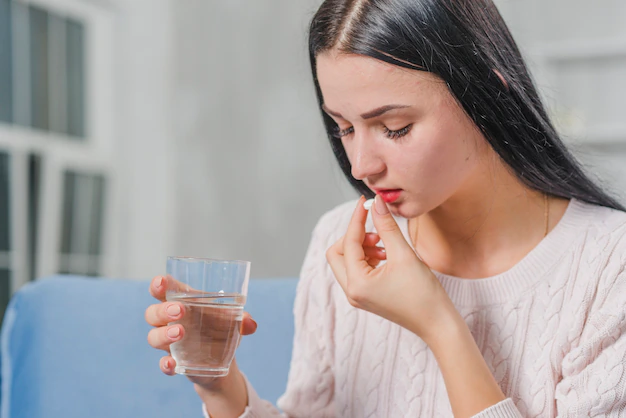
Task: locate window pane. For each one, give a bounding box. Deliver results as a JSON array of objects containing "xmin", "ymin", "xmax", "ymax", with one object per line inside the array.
[
  {"xmin": 89, "ymin": 175, "xmax": 104, "ymax": 256},
  {"xmin": 48, "ymin": 13, "xmax": 67, "ymax": 135},
  {"xmin": 0, "ymin": 152, "xmax": 9, "ymax": 327},
  {"xmin": 66, "ymin": 19, "xmax": 85, "ymax": 138},
  {"xmin": 0, "ymin": 0, "xmax": 12, "ymax": 124},
  {"xmin": 87, "ymin": 175, "xmax": 104, "ymax": 277},
  {"xmin": 0, "ymin": 269, "xmax": 10, "ymax": 327},
  {"xmin": 60, "ymin": 171, "xmax": 75, "ymax": 255},
  {"xmin": 12, "ymin": 1, "xmax": 31, "ymax": 128},
  {"xmin": 0, "ymin": 152, "xmax": 10, "ymax": 252},
  {"xmin": 29, "ymin": 5, "xmax": 49, "ymax": 131},
  {"xmin": 28, "ymin": 154, "xmax": 41, "ymax": 281},
  {"xmin": 60, "ymin": 171, "xmax": 106, "ymax": 276}
]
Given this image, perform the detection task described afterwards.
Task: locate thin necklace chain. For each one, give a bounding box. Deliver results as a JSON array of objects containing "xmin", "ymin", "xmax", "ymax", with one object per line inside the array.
[
  {"xmin": 543, "ymin": 193, "xmax": 550, "ymax": 238},
  {"xmin": 410, "ymin": 194, "xmax": 550, "ymax": 249}
]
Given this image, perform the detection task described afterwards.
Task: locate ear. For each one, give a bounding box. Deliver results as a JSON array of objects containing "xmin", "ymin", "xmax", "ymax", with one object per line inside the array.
[{"xmin": 493, "ymin": 69, "xmax": 509, "ymax": 91}]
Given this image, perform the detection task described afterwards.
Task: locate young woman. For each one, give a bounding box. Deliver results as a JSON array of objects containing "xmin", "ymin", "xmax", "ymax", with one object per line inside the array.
[{"xmin": 145, "ymin": 0, "xmax": 626, "ymax": 416}]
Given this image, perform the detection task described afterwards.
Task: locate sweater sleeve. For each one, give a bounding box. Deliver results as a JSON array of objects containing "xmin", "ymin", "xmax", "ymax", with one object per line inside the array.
[
  {"xmin": 554, "ymin": 264, "xmax": 626, "ymax": 416},
  {"xmin": 203, "ymin": 215, "xmax": 337, "ymax": 418},
  {"xmin": 471, "ymin": 399, "xmax": 523, "ymax": 418},
  {"xmin": 202, "ymin": 374, "xmax": 285, "ymax": 418}
]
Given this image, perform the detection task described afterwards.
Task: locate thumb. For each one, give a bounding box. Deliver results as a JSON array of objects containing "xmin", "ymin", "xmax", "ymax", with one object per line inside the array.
[
  {"xmin": 241, "ymin": 312, "xmax": 258, "ymax": 336},
  {"xmin": 372, "ymin": 195, "xmax": 411, "ymax": 255}
]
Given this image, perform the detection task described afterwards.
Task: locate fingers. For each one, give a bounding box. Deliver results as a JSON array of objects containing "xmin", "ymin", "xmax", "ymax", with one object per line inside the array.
[
  {"xmin": 241, "ymin": 312, "xmax": 258, "ymax": 336},
  {"xmin": 364, "ymin": 245, "xmax": 386, "ymax": 261},
  {"xmin": 147, "ymin": 324, "xmax": 185, "ymax": 351},
  {"xmin": 371, "ymin": 195, "xmax": 411, "ymax": 258},
  {"xmin": 327, "ymin": 236, "xmax": 348, "ymax": 291},
  {"xmin": 145, "ymin": 301, "xmax": 185, "ymax": 327},
  {"xmin": 364, "ymin": 233, "xmax": 381, "ymax": 247},
  {"xmin": 364, "ymin": 244, "xmax": 386, "ymax": 268},
  {"xmin": 344, "ymin": 197, "xmax": 376, "ymax": 278},
  {"xmin": 365, "ymin": 256, "xmax": 383, "ymax": 268},
  {"xmin": 327, "ymin": 201, "xmax": 384, "ymax": 292},
  {"xmin": 149, "ymin": 276, "xmax": 167, "ymax": 301},
  {"xmin": 344, "ymin": 197, "xmax": 368, "ymax": 261},
  {"xmin": 149, "ymin": 275, "xmax": 189, "ymax": 302},
  {"xmin": 160, "ymin": 355, "xmax": 177, "ymax": 376}
]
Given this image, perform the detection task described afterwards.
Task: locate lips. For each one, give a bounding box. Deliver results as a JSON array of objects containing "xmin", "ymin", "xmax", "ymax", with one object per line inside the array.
[{"xmin": 374, "ymin": 189, "xmax": 402, "ymax": 203}]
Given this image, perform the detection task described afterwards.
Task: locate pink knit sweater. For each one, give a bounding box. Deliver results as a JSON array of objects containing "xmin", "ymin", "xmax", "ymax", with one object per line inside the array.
[{"xmin": 204, "ymin": 198, "xmax": 626, "ymax": 417}]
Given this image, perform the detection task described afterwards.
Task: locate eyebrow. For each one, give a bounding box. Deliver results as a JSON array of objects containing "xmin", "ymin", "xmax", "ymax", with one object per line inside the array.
[{"xmin": 322, "ymin": 104, "xmax": 411, "ymax": 120}]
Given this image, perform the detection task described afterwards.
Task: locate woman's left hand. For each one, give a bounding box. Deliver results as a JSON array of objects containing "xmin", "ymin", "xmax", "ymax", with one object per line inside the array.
[{"xmin": 326, "ymin": 195, "xmax": 457, "ymax": 340}]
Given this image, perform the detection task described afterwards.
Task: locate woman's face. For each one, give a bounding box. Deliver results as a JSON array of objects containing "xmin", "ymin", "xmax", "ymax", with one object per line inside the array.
[{"xmin": 316, "ymin": 51, "xmax": 490, "ymax": 218}]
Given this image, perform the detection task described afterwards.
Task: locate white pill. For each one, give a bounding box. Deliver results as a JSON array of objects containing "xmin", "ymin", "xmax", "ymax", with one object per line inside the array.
[{"xmin": 363, "ymin": 198, "xmax": 375, "ymax": 210}]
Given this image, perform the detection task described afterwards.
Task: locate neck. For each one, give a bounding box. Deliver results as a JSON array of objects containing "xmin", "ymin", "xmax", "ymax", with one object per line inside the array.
[{"xmin": 409, "ymin": 165, "xmax": 568, "ymax": 279}]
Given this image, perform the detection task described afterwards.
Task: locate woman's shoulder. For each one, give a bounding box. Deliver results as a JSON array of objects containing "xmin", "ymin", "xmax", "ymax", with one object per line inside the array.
[
  {"xmin": 571, "ymin": 200, "xmax": 626, "ymax": 303},
  {"xmin": 567, "ymin": 200, "xmax": 626, "ymax": 273},
  {"xmin": 574, "ymin": 199, "xmax": 626, "ymax": 243}
]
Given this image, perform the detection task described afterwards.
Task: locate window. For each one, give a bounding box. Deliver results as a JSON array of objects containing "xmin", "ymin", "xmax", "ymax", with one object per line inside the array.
[
  {"xmin": 27, "ymin": 153, "xmax": 41, "ymax": 282},
  {"xmin": 0, "ymin": 0, "xmax": 116, "ymax": 311},
  {"xmin": 0, "ymin": 0, "xmax": 12, "ymax": 124},
  {"xmin": 2, "ymin": 1, "xmax": 86, "ymax": 136},
  {"xmin": 65, "ymin": 19, "xmax": 85, "ymax": 137},
  {"xmin": 0, "ymin": 152, "xmax": 10, "ymax": 325},
  {"xmin": 59, "ymin": 171, "xmax": 105, "ymax": 276}
]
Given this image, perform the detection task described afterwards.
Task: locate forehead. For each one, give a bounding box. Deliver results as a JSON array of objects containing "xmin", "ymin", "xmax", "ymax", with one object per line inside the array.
[{"xmin": 316, "ymin": 51, "xmax": 445, "ymax": 110}]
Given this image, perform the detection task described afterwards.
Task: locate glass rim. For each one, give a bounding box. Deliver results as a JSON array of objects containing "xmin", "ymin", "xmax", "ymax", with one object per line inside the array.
[{"xmin": 167, "ymin": 256, "xmax": 251, "ymax": 265}]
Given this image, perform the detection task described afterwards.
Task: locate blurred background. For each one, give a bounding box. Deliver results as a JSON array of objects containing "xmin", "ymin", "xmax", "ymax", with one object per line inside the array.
[{"xmin": 1, "ymin": 0, "xmax": 625, "ymax": 322}]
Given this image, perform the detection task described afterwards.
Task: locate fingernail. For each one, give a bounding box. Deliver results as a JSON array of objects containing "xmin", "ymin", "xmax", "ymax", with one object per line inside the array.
[
  {"xmin": 375, "ymin": 195, "xmax": 389, "ymax": 215},
  {"xmin": 166, "ymin": 304, "xmax": 181, "ymax": 317},
  {"xmin": 155, "ymin": 276, "xmax": 163, "ymax": 288},
  {"xmin": 164, "ymin": 360, "xmax": 171, "ymax": 370},
  {"xmin": 167, "ymin": 326, "xmax": 180, "ymax": 339}
]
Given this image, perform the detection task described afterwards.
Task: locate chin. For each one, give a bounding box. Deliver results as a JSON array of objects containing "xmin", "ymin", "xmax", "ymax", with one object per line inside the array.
[{"xmin": 389, "ymin": 200, "xmax": 420, "ymax": 219}]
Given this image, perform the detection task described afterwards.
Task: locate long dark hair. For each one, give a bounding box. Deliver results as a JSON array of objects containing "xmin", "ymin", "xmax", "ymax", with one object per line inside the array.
[{"xmin": 308, "ymin": 0, "xmax": 625, "ymax": 210}]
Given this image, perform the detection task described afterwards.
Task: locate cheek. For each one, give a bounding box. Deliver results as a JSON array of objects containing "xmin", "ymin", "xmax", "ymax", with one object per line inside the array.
[{"xmin": 397, "ymin": 121, "xmax": 479, "ymax": 189}]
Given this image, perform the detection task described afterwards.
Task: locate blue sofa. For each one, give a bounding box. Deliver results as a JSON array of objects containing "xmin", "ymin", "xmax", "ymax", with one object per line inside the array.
[{"xmin": 0, "ymin": 276, "xmax": 298, "ymax": 418}]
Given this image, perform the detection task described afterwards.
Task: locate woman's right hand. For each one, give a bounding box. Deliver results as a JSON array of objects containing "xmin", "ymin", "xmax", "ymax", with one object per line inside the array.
[{"xmin": 144, "ymin": 275, "xmax": 258, "ymax": 391}]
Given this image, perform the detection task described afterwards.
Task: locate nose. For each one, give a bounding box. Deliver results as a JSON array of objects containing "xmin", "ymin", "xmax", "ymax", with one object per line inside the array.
[{"xmin": 348, "ymin": 132, "xmax": 385, "ymax": 181}]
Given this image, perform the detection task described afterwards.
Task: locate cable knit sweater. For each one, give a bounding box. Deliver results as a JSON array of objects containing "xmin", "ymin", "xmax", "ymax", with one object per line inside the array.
[{"xmin": 203, "ymin": 198, "xmax": 626, "ymax": 417}]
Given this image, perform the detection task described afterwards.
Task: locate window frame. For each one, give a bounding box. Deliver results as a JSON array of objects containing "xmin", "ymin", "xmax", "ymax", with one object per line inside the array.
[{"xmin": 0, "ymin": 0, "xmax": 118, "ymax": 293}]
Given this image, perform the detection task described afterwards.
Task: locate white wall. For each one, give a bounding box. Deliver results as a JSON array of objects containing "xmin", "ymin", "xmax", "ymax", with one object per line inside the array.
[
  {"xmin": 109, "ymin": 0, "xmax": 178, "ymax": 279},
  {"xmin": 169, "ymin": 1, "xmax": 353, "ymax": 278}
]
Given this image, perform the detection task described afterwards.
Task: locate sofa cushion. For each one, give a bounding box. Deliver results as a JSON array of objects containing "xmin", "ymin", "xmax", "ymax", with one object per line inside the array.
[{"xmin": 0, "ymin": 275, "xmax": 297, "ymax": 418}]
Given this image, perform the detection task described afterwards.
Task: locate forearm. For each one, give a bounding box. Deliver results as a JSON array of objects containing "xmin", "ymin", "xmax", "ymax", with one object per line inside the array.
[
  {"xmin": 195, "ymin": 361, "xmax": 249, "ymax": 418},
  {"xmin": 418, "ymin": 305, "xmax": 506, "ymax": 418}
]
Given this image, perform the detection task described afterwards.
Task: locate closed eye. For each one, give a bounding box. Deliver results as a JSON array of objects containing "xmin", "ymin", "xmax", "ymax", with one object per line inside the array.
[
  {"xmin": 384, "ymin": 124, "xmax": 412, "ymax": 139},
  {"xmin": 331, "ymin": 124, "xmax": 413, "ymax": 140},
  {"xmin": 332, "ymin": 126, "xmax": 354, "ymax": 139}
]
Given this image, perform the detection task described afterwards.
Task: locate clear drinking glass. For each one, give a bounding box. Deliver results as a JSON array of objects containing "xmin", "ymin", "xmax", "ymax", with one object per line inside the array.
[{"xmin": 165, "ymin": 257, "xmax": 251, "ymax": 377}]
